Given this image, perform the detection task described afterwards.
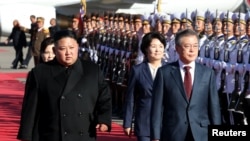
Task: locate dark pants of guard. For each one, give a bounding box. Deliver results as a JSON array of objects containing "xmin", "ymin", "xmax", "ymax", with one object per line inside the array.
[{"xmin": 220, "ymin": 92, "xmax": 231, "ymax": 125}]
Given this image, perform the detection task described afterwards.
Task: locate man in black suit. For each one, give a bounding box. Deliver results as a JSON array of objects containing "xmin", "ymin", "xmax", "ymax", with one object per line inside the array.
[
  {"xmin": 17, "ymin": 30, "xmax": 112, "ymax": 141},
  {"xmin": 21, "ymin": 15, "xmax": 38, "ymax": 69},
  {"xmin": 49, "ymin": 18, "xmax": 60, "ymax": 37}
]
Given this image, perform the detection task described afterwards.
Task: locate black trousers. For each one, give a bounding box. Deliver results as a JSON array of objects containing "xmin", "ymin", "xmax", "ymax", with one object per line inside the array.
[{"xmin": 12, "ymin": 45, "xmax": 24, "ymax": 67}]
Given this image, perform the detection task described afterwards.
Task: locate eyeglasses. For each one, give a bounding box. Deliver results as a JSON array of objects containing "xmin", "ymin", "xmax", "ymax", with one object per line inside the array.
[{"xmin": 181, "ymin": 44, "xmax": 199, "ymax": 49}]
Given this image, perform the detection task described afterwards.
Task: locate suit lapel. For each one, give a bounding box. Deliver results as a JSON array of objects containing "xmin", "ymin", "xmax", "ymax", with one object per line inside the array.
[
  {"xmin": 142, "ymin": 62, "xmax": 153, "ymax": 85},
  {"xmin": 170, "ymin": 62, "xmax": 188, "ymax": 102},
  {"xmin": 62, "ymin": 59, "xmax": 83, "ymax": 96},
  {"xmin": 190, "ymin": 63, "xmax": 203, "ymax": 102}
]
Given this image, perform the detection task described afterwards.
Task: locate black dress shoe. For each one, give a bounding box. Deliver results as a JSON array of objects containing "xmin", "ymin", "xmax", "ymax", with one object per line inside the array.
[
  {"xmin": 11, "ymin": 66, "xmax": 17, "ymax": 69},
  {"xmin": 19, "ymin": 65, "xmax": 28, "ymax": 69}
]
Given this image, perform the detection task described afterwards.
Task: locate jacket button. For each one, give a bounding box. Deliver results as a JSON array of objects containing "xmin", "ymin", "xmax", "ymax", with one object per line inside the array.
[
  {"xmin": 62, "ymin": 113, "xmax": 67, "ymax": 117},
  {"xmin": 78, "ymin": 112, "xmax": 83, "ymax": 117},
  {"xmin": 64, "ymin": 131, "xmax": 68, "ymax": 135},
  {"xmin": 77, "ymin": 93, "xmax": 83, "ymax": 98},
  {"xmin": 61, "ymin": 96, "xmax": 65, "ymax": 100},
  {"xmin": 79, "ymin": 131, "xmax": 84, "ymax": 136}
]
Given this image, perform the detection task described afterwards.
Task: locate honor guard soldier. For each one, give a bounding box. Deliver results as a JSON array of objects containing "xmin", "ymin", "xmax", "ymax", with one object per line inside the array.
[
  {"xmin": 103, "ymin": 11, "xmax": 109, "ymax": 28},
  {"xmin": 153, "ymin": 12, "xmax": 163, "ymax": 33},
  {"xmin": 168, "ymin": 12, "xmax": 181, "ymax": 63},
  {"xmin": 243, "ymin": 11, "xmax": 250, "ymax": 125},
  {"xmin": 95, "ymin": 13, "xmax": 102, "ymax": 29},
  {"xmin": 135, "ymin": 13, "xmax": 151, "ymax": 64},
  {"xmin": 228, "ymin": 12, "xmax": 248, "ymax": 125},
  {"xmin": 124, "ymin": 14, "xmax": 131, "ymax": 33},
  {"xmin": 80, "ymin": 14, "xmax": 92, "ymax": 61},
  {"xmin": 199, "ymin": 9, "xmax": 214, "ymax": 66},
  {"xmin": 180, "ymin": 9, "xmax": 193, "ymax": 30},
  {"xmin": 209, "ymin": 11, "xmax": 225, "ymax": 91},
  {"xmin": 133, "ymin": 14, "xmax": 142, "ymax": 34},
  {"xmin": 129, "ymin": 14, "xmax": 142, "ymax": 66},
  {"xmin": 220, "ymin": 11, "xmax": 237, "ymax": 125},
  {"xmin": 71, "ymin": 16, "xmax": 82, "ymax": 45},
  {"xmin": 88, "ymin": 13, "xmax": 98, "ymax": 62},
  {"xmin": 208, "ymin": 11, "xmax": 227, "ymax": 124},
  {"xmin": 160, "ymin": 13, "xmax": 172, "ymax": 62},
  {"xmin": 191, "ymin": 10, "xmax": 207, "ymax": 63},
  {"xmin": 91, "ymin": 12, "xmax": 97, "ymax": 30},
  {"xmin": 113, "ymin": 13, "xmax": 119, "ymax": 30}
]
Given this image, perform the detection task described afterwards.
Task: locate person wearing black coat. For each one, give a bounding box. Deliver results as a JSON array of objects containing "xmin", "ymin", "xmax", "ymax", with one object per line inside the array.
[
  {"xmin": 5, "ymin": 19, "xmax": 27, "ymax": 69},
  {"xmin": 17, "ymin": 30, "xmax": 112, "ymax": 141},
  {"xmin": 49, "ymin": 18, "xmax": 60, "ymax": 37}
]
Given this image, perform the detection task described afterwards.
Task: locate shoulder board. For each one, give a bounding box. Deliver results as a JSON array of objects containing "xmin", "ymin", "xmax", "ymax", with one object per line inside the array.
[
  {"xmin": 43, "ymin": 28, "xmax": 50, "ymax": 34},
  {"xmin": 231, "ymin": 40, "xmax": 236, "ymax": 45},
  {"xmin": 242, "ymin": 39, "xmax": 248, "ymax": 43},
  {"xmin": 218, "ymin": 37, "xmax": 224, "ymax": 41}
]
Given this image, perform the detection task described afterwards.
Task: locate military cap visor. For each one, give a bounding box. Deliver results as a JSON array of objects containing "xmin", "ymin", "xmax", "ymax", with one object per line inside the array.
[
  {"xmin": 234, "ymin": 19, "xmax": 246, "ymax": 25},
  {"xmin": 181, "ymin": 18, "xmax": 192, "ymax": 24},
  {"xmin": 172, "ymin": 18, "xmax": 181, "ymax": 23},
  {"xmin": 142, "ymin": 20, "xmax": 150, "ymax": 25},
  {"xmin": 162, "ymin": 20, "xmax": 171, "ymax": 24},
  {"xmin": 196, "ymin": 16, "xmax": 205, "ymax": 21},
  {"xmin": 223, "ymin": 18, "xmax": 234, "ymax": 23}
]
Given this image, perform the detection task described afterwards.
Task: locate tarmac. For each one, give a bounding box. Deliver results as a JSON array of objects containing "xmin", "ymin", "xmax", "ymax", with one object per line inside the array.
[{"xmin": 0, "ymin": 36, "xmax": 34, "ymax": 73}]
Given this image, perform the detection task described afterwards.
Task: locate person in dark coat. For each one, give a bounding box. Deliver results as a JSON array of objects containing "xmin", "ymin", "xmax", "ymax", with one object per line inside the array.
[
  {"xmin": 17, "ymin": 30, "xmax": 112, "ymax": 141},
  {"xmin": 21, "ymin": 15, "xmax": 38, "ymax": 69},
  {"xmin": 150, "ymin": 29, "xmax": 221, "ymax": 141},
  {"xmin": 5, "ymin": 19, "xmax": 27, "ymax": 69},
  {"xmin": 123, "ymin": 32, "xmax": 167, "ymax": 141},
  {"xmin": 48, "ymin": 18, "xmax": 60, "ymax": 37}
]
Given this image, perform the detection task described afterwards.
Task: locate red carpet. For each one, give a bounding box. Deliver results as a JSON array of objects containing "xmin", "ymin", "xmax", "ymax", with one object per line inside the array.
[
  {"xmin": 0, "ymin": 48, "xmax": 7, "ymax": 52},
  {"xmin": 0, "ymin": 72, "xmax": 136, "ymax": 141}
]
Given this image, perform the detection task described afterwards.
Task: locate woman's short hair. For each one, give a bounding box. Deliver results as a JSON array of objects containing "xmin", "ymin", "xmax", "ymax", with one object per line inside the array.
[
  {"xmin": 40, "ymin": 37, "xmax": 54, "ymax": 53},
  {"xmin": 140, "ymin": 31, "xmax": 166, "ymax": 56}
]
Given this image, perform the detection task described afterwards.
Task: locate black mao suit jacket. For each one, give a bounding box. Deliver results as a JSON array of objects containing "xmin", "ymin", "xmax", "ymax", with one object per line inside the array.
[
  {"xmin": 17, "ymin": 58, "xmax": 112, "ymax": 141},
  {"xmin": 150, "ymin": 61, "xmax": 221, "ymax": 141}
]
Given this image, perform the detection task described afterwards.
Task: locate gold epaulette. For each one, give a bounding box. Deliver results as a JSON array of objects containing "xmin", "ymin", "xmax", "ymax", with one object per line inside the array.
[
  {"xmin": 242, "ymin": 39, "xmax": 248, "ymax": 43},
  {"xmin": 218, "ymin": 37, "xmax": 224, "ymax": 41},
  {"xmin": 231, "ymin": 40, "xmax": 236, "ymax": 45},
  {"xmin": 43, "ymin": 28, "xmax": 50, "ymax": 34}
]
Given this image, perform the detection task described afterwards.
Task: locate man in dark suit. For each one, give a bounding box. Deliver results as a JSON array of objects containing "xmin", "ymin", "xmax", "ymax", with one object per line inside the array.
[
  {"xmin": 17, "ymin": 30, "xmax": 112, "ymax": 141},
  {"xmin": 48, "ymin": 18, "xmax": 60, "ymax": 37},
  {"xmin": 21, "ymin": 15, "xmax": 38, "ymax": 69},
  {"xmin": 150, "ymin": 29, "xmax": 221, "ymax": 141}
]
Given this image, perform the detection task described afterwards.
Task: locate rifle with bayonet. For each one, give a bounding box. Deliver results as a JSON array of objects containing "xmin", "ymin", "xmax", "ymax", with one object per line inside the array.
[
  {"xmin": 213, "ymin": 9, "xmax": 220, "ymax": 61},
  {"xmin": 204, "ymin": 9, "xmax": 211, "ymax": 60},
  {"xmin": 218, "ymin": 10, "xmax": 231, "ymax": 124}
]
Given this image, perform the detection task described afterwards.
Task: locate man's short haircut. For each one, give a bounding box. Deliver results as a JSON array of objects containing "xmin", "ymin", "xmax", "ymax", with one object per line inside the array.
[
  {"xmin": 175, "ymin": 29, "xmax": 199, "ymax": 47},
  {"xmin": 30, "ymin": 15, "xmax": 36, "ymax": 19},
  {"xmin": 53, "ymin": 30, "xmax": 77, "ymax": 45}
]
